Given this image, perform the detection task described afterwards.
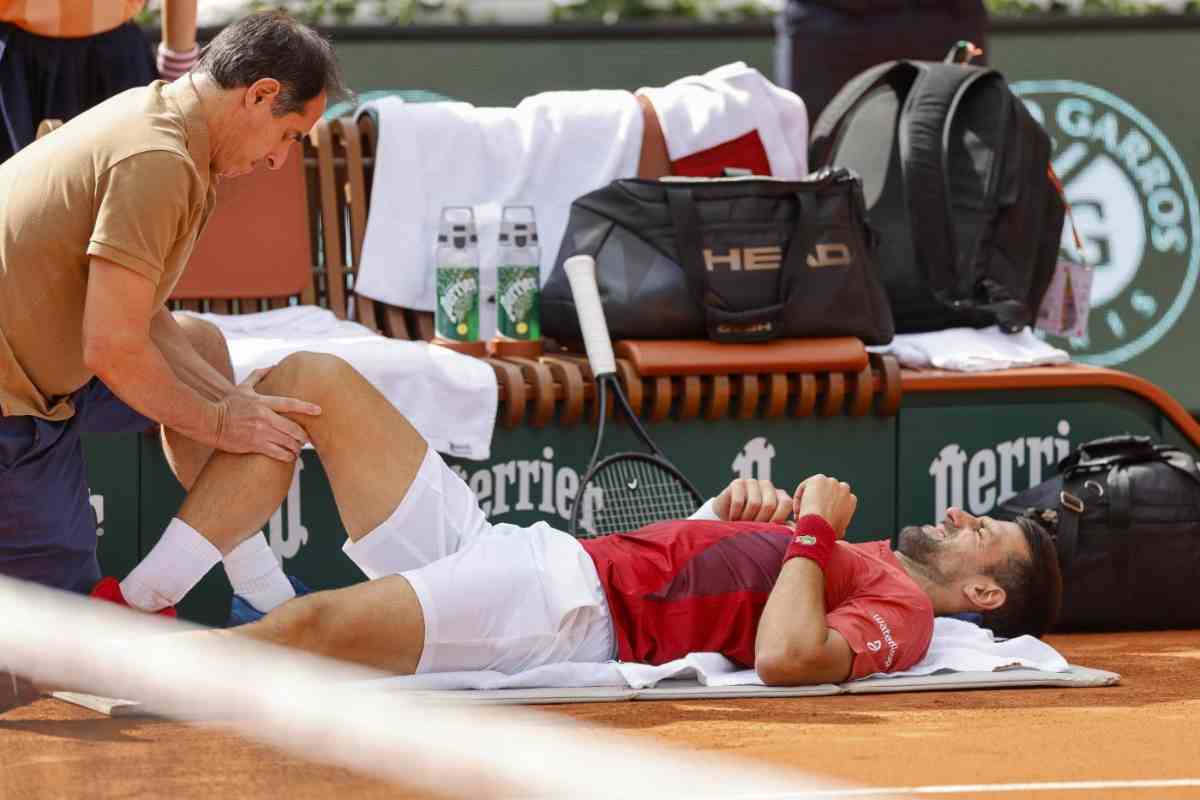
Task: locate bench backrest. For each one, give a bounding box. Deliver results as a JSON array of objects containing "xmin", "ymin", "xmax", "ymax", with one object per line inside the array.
[{"xmin": 170, "ymin": 146, "xmax": 317, "ymax": 313}]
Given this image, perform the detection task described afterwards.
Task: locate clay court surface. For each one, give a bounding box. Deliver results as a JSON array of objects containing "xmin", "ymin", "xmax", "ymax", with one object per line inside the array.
[{"xmin": 1, "ymin": 629, "xmax": 1196, "ymax": 799}]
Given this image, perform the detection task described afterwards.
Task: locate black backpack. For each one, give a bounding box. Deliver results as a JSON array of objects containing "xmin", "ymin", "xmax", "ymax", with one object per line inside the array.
[
  {"xmin": 996, "ymin": 435, "xmax": 1200, "ymax": 631},
  {"xmin": 810, "ymin": 54, "xmax": 1065, "ymax": 333}
]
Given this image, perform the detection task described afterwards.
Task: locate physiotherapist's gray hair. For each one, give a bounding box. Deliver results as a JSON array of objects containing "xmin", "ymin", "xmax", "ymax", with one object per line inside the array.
[{"xmin": 196, "ymin": 10, "xmax": 350, "ymax": 116}]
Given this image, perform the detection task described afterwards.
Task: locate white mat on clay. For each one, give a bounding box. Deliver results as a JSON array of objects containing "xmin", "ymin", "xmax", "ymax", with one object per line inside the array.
[{"xmin": 53, "ymin": 619, "xmax": 1118, "ymax": 715}]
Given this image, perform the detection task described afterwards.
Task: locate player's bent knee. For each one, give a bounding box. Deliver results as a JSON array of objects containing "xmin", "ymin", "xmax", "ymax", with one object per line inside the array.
[{"xmin": 259, "ymin": 352, "xmax": 359, "ymax": 404}]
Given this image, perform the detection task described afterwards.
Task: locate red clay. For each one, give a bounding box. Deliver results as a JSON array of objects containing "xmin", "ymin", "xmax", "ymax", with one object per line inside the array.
[{"xmin": 1, "ymin": 630, "xmax": 1197, "ymax": 799}]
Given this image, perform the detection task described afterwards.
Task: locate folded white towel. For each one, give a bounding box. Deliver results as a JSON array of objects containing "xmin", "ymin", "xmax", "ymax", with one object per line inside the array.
[
  {"xmin": 183, "ymin": 307, "xmax": 497, "ymax": 461},
  {"xmin": 868, "ymin": 326, "xmax": 1071, "ymax": 372},
  {"xmin": 368, "ymin": 617, "xmax": 1069, "ymax": 691}
]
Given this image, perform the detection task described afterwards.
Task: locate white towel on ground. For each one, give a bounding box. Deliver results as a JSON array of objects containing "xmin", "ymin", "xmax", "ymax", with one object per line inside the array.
[
  {"xmin": 183, "ymin": 307, "xmax": 497, "ymax": 461},
  {"xmin": 353, "ymin": 63, "xmax": 809, "ymax": 338},
  {"xmin": 868, "ymin": 326, "xmax": 1071, "ymax": 372},
  {"xmin": 367, "ymin": 617, "xmax": 1069, "ymax": 692}
]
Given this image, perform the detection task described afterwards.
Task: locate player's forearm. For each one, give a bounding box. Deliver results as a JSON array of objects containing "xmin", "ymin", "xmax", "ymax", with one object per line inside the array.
[
  {"xmin": 84, "ymin": 329, "xmax": 221, "ymax": 445},
  {"xmin": 150, "ymin": 309, "xmax": 236, "ymax": 402},
  {"xmin": 755, "ymin": 558, "xmax": 830, "ymax": 669},
  {"xmin": 161, "ymin": 0, "xmax": 198, "ymax": 52}
]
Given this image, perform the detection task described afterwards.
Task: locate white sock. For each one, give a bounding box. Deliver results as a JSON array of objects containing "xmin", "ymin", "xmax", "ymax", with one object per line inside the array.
[
  {"xmin": 120, "ymin": 518, "xmax": 222, "ymax": 611},
  {"xmin": 223, "ymin": 533, "xmax": 295, "ymax": 612}
]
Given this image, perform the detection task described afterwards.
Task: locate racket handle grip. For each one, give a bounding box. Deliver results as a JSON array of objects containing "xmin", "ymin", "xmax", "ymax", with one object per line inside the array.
[{"xmin": 564, "ymin": 254, "xmax": 617, "ymax": 378}]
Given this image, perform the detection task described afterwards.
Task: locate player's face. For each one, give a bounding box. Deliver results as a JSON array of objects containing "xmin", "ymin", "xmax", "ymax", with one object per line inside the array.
[
  {"xmin": 897, "ymin": 508, "xmax": 1030, "ymax": 582},
  {"xmin": 217, "ymin": 86, "xmax": 326, "ymax": 179}
]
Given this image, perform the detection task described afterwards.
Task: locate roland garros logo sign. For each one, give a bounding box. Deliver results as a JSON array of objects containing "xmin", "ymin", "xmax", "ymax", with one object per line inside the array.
[{"xmin": 1012, "ymin": 80, "xmax": 1200, "ymax": 366}]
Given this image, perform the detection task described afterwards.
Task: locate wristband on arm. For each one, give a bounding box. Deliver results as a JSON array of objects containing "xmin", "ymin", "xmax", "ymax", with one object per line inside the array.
[
  {"xmin": 784, "ymin": 515, "xmax": 837, "ymax": 572},
  {"xmin": 157, "ymin": 43, "xmax": 200, "ymax": 81}
]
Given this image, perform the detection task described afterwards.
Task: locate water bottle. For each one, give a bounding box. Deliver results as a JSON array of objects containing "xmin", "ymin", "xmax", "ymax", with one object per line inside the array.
[
  {"xmin": 496, "ymin": 205, "xmax": 540, "ymax": 341},
  {"xmin": 434, "ymin": 207, "xmax": 480, "ymax": 342}
]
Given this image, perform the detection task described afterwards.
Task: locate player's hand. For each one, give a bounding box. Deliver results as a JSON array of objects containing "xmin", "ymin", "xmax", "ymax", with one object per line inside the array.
[
  {"xmin": 214, "ymin": 368, "xmax": 322, "ymax": 462},
  {"xmin": 793, "ymin": 475, "xmax": 858, "ymax": 540},
  {"xmin": 713, "ymin": 478, "xmax": 792, "ymax": 523}
]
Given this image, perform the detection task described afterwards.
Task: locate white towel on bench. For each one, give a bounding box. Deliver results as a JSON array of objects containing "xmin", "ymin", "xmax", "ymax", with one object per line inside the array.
[
  {"xmin": 355, "ymin": 88, "xmax": 643, "ymax": 339},
  {"xmin": 868, "ymin": 326, "xmax": 1071, "ymax": 372},
  {"xmin": 367, "ymin": 617, "xmax": 1069, "ymax": 692},
  {"xmin": 182, "ymin": 307, "xmax": 497, "ymax": 461}
]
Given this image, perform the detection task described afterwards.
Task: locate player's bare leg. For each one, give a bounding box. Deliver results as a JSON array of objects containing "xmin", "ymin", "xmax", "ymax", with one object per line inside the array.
[
  {"xmin": 176, "ymin": 351, "xmax": 429, "ymax": 555},
  {"xmin": 160, "ymin": 314, "xmax": 235, "ymax": 490},
  {"xmin": 230, "ymin": 575, "xmax": 426, "ymax": 674}
]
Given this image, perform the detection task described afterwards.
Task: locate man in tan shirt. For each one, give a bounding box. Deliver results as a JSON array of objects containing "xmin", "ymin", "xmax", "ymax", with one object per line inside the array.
[{"xmin": 0, "ymin": 12, "xmax": 346, "ymax": 608}]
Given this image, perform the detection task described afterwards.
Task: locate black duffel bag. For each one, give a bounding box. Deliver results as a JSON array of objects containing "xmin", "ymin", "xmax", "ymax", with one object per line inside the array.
[
  {"xmin": 996, "ymin": 435, "xmax": 1200, "ymax": 631},
  {"xmin": 542, "ymin": 169, "xmax": 894, "ymax": 345}
]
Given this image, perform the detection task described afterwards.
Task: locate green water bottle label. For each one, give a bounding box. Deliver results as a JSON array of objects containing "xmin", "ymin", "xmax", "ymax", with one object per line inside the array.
[
  {"xmin": 497, "ymin": 265, "xmax": 540, "ymax": 340},
  {"xmin": 436, "ymin": 267, "xmax": 480, "ymax": 341}
]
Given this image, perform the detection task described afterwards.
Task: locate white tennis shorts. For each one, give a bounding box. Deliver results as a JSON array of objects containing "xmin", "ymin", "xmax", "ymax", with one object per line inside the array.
[{"xmin": 343, "ymin": 448, "xmax": 615, "ymax": 675}]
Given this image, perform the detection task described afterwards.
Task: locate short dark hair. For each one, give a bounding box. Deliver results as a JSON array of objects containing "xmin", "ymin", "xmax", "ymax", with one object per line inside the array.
[
  {"xmin": 978, "ymin": 515, "xmax": 1063, "ymax": 639},
  {"xmin": 196, "ymin": 11, "xmax": 349, "ymax": 116}
]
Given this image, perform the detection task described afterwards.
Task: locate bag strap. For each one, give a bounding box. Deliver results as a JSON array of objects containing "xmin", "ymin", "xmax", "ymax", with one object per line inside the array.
[
  {"xmin": 897, "ymin": 62, "xmax": 996, "ymax": 303},
  {"xmin": 665, "ymin": 186, "xmax": 718, "ymax": 311},
  {"xmin": 1056, "ymin": 487, "xmax": 1082, "ymax": 574},
  {"xmin": 810, "ymin": 61, "xmax": 917, "ymax": 167}
]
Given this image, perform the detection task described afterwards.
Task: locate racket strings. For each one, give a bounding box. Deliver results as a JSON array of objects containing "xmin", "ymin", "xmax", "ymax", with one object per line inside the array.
[{"xmin": 583, "ymin": 458, "xmax": 699, "ymax": 537}]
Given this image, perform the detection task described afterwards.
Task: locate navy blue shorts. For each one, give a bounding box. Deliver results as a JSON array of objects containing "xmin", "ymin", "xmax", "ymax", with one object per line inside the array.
[
  {"xmin": 0, "ymin": 380, "xmax": 153, "ymax": 593},
  {"xmin": 0, "ymin": 20, "xmax": 157, "ymax": 163}
]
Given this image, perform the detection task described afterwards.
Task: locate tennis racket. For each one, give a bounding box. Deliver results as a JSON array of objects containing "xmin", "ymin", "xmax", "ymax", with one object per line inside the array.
[{"xmin": 564, "ymin": 255, "xmax": 703, "ymax": 538}]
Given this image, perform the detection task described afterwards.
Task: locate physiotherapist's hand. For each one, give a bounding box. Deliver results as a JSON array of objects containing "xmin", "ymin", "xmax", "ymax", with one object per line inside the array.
[
  {"xmin": 713, "ymin": 478, "xmax": 793, "ymax": 523},
  {"xmin": 214, "ymin": 368, "xmax": 322, "ymax": 461},
  {"xmin": 793, "ymin": 475, "xmax": 857, "ymax": 540}
]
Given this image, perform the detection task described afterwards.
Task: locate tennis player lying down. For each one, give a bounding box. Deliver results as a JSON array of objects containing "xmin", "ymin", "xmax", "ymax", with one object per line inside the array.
[{"xmin": 119, "ymin": 353, "xmax": 1062, "ymax": 686}]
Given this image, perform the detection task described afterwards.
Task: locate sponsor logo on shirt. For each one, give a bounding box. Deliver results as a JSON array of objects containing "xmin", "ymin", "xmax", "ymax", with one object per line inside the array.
[
  {"xmin": 866, "ymin": 640, "xmax": 882, "ymax": 653},
  {"xmin": 870, "ymin": 612, "xmax": 899, "ymax": 669}
]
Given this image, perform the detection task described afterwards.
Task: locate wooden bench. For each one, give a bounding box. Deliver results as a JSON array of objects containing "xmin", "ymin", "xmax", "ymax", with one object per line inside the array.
[{"xmin": 169, "ymin": 143, "xmax": 319, "ymax": 313}]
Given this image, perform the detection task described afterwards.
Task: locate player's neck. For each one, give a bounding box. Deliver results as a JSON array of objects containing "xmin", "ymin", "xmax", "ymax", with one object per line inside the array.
[{"xmin": 894, "ymin": 552, "xmax": 962, "ymax": 614}]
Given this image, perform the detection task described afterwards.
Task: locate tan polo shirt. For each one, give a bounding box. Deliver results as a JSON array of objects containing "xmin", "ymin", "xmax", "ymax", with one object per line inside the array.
[{"xmin": 0, "ymin": 81, "xmax": 215, "ymax": 421}]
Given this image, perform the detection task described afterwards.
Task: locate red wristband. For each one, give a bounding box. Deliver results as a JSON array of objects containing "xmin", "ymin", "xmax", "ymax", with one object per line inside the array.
[{"xmin": 784, "ymin": 515, "xmax": 837, "ymax": 572}]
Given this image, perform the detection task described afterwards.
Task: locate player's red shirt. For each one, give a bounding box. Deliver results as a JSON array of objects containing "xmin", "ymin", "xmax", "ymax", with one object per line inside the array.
[{"xmin": 581, "ymin": 519, "xmax": 934, "ymax": 678}]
